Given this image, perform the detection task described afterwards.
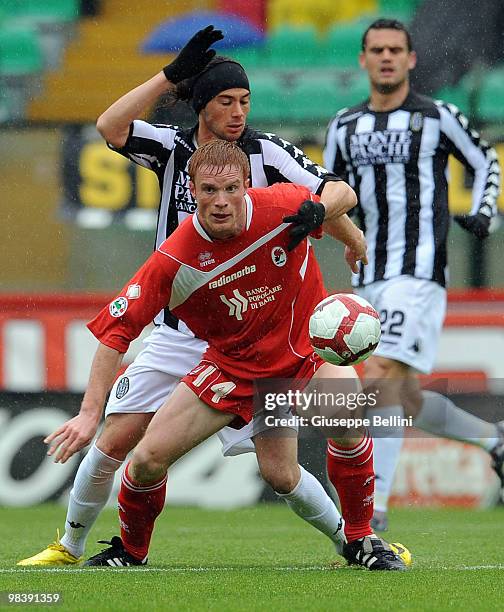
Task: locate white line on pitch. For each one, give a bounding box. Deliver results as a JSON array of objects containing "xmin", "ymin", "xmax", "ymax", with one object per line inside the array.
[
  {"xmin": 3, "ymin": 566, "xmax": 329, "ymax": 574},
  {"xmin": 2, "ymin": 564, "xmax": 504, "ymax": 573}
]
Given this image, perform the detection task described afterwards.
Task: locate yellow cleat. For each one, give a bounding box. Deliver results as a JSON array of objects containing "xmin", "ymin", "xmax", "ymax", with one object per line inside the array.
[
  {"xmin": 389, "ymin": 542, "xmax": 413, "ymax": 567},
  {"xmin": 17, "ymin": 530, "xmax": 82, "ymax": 566}
]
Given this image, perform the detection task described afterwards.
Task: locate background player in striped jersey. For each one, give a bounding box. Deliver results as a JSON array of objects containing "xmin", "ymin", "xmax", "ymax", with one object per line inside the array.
[
  {"xmin": 324, "ymin": 18, "xmax": 503, "ymax": 531},
  {"xmin": 80, "ymin": 140, "xmax": 405, "ymax": 570},
  {"xmin": 19, "ymin": 26, "xmax": 381, "ymax": 568}
]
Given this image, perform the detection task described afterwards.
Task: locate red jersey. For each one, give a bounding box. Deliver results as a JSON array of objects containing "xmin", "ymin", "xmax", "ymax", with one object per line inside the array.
[{"xmin": 88, "ymin": 183, "xmax": 328, "ymax": 380}]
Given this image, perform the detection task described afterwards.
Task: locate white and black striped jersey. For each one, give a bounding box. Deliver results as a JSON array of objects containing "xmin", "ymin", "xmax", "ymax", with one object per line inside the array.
[
  {"xmin": 324, "ymin": 90, "xmax": 500, "ymax": 287},
  {"xmin": 110, "ymin": 120, "xmax": 341, "ymax": 330}
]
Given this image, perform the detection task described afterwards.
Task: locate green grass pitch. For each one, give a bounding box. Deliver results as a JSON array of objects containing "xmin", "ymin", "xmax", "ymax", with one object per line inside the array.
[{"xmin": 1, "ymin": 504, "xmax": 502, "ymax": 611}]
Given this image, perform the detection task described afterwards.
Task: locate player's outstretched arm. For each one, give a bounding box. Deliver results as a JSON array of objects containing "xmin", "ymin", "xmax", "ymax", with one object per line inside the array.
[
  {"xmin": 318, "ymin": 180, "xmax": 366, "ymax": 271},
  {"xmin": 324, "ymin": 215, "xmax": 368, "ymax": 274},
  {"xmin": 45, "ymin": 343, "xmax": 124, "ymax": 464},
  {"xmin": 319, "ymin": 179, "xmax": 357, "ymax": 218},
  {"xmin": 96, "ymin": 25, "xmax": 223, "ymax": 148},
  {"xmin": 438, "ymin": 102, "xmax": 500, "ymax": 238},
  {"xmin": 96, "ymin": 73, "xmax": 174, "ymax": 148}
]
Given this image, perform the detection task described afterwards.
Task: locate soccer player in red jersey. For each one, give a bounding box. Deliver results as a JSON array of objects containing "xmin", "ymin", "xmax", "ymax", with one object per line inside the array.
[{"xmin": 80, "ymin": 141, "xmax": 406, "ymax": 570}]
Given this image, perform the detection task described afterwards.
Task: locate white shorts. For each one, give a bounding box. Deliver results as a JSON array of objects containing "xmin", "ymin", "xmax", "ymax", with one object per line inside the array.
[
  {"xmin": 217, "ymin": 411, "xmax": 300, "ymax": 457},
  {"xmin": 106, "ymin": 325, "xmax": 205, "ymax": 416},
  {"xmin": 106, "ymin": 325, "xmax": 297, "ymax": 455},
  {"xmin": 356, "ymin": 276, "xmax": 446, "ymax": 374}
]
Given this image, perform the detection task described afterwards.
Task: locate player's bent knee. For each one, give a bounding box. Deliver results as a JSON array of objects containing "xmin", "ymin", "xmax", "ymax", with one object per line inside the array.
[
  {"xmin": 96, "ymin": 436, "xmax": 135, "ymax": 461},
  {"xmin": 130, "ymin": 448, "xmax": 167, "ymax": 484},
  {"xmin": 96, "ymin": 414, "xmax": 151, "ymax": 460},
  {"xmin": 259, "ymin": 462, "xmax": 300, "ymax": 494},
  {"xmin": 399, "ymin": 377, "xmax": 423, "ymax": 417},
  {"xmin": 364, "ymin": 356, "xmax": 396, "ymax": 378},
  {"xmin": 364, "ymin": 356, "xmax": 411, "ymax": 382}
]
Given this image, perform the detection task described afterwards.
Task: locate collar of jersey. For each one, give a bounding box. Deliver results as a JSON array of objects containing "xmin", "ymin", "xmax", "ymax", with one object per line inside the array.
[{"xmin": 192, "ymin": 193, "xmax": 253, "ymax": 242}]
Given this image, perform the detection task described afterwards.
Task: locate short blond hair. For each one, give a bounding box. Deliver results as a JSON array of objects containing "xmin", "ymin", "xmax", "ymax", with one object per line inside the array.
[{"xmin": 188, "ymin": 140, "xmax": 250, "ymax": 182}]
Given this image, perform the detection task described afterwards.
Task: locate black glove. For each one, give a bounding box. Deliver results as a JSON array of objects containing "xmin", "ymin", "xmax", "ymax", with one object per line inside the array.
[
  {"xmin": 163, "ymin": 25, "xmax": 224, "ymax": 84},
  {"xmin": 453, "ymin": 212, "xmax": 491, "ymax": 239},
  {"xmin": 283, "ymin": 201, "xmax": 326, "ymax": 251}
]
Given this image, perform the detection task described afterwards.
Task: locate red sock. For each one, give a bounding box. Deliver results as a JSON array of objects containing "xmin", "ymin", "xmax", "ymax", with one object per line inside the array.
[
  {"xmin": 118, "ymin": 462, "xmax": 167, "ymax": 561},
  {"xmin": 326, "ymin": 431, "xmax": 374, "ymax": 542}
]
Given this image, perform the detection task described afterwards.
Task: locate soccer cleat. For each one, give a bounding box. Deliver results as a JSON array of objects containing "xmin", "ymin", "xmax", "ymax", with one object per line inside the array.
[
  {"xmin": 83, "ymin": 536, "xmax": 146, "ymax": 567},
  {"xmin": 17, "ymin": 530, "xmax": 82, "ymax": 566},
  {"xmin": 490, "ymin": 422, "xmax": 504, "ymax": 503},
  {"xmin": 370, "ymin": 510, "xmax": 389, "ymax": 532},
  {"xmin": 343, "ymin": 535, "xmax": 407, "ymax": 570},
  {"xmin": 389, "ymin": 542, "xmax": 413, "ymax": 567}
]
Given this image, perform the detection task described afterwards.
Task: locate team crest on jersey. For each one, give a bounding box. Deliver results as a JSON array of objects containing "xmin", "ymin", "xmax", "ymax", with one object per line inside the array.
[
  {"xmin": 115, "ymin": 376, "xmax": 129, "ymax": 399},
  {"xmin": 109, "ymin": 297, "xmax": 128, "ymax": 317},
  {"xmin": 409, "ymin": 112, "xmax": 423, "ymax": 132},
  {"xmin": 126, "ymin": 283, "xmax": 141, "ymax": 299},
  {"xmin": 198, "ymin": 251, "xmax": 215, "ymax": 267},
  {"xmin": 271, "ymin": 246, "xmax": 287, "ymax": 267}
]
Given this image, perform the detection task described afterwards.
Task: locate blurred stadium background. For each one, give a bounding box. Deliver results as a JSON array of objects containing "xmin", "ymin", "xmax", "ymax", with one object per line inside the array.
[{"xmin": 1, "ymin": 0, "xmax": 503, "ymax": 513}]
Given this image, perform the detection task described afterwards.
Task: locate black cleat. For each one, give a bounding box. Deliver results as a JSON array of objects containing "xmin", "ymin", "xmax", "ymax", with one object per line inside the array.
[
  {"xmin": 83, "ymin": 536, "xmax": 147, "ymax": 567},
  {"xmin": 490, "ymin": 422, "xmax": 504, "ymax": 504},
  {"xmin": 343, "ymin": 535, "xmax": 407, "ymax": 571}
]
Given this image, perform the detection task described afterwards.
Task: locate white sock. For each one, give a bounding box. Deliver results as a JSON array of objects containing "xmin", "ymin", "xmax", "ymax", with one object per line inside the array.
[
  {"xmin": 415, "ymin": 391, "xmax": 499, "ymax": 451},
  {"xmin": 276, "ymin": 465, "xmax": 346, "ymax": 554},
  {"xmin": 60, "ymin": 444, "xmax": 123, "ymax": 558},
  {"xmin": 368, "ymin": 406, "xmax": 405, "ymax": 513}
]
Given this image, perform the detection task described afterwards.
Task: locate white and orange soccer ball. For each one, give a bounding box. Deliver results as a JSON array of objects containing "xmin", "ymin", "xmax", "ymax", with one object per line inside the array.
[{"xmin": 309, "ymin": 293, "xmax": 381, "ymax": 366}]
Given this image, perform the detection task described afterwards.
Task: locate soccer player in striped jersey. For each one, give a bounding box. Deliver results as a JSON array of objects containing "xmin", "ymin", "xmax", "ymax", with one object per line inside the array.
[
  {"xmin": 18, "ymin": 26, "xmax": 389, "ymax": 570},
  {"xmin": 324, "ymin": 18, "xmax": 503, "ymax": 531}
]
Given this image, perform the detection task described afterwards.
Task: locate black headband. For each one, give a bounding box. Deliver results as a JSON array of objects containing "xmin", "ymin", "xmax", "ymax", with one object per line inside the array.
[{"xmin": 191, "ymin": 60, "xmax": 250, "ymax": 114}]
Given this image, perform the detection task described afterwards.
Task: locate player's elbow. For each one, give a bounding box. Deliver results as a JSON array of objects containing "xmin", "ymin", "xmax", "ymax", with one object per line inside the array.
[
  {"xmin": 96, "ymin": 113, "xmax": 128, "ymax": 149},
  {"xmin": 96, "ymin": 113, "xmax": 111, "ymax": 140},
  {"xmin": 322, "ymin": 180, "xmax": 357, "ymax": 215},
  {"xmin": 342, "ymin": 182, "xmax": 358, "ymax": 212}
]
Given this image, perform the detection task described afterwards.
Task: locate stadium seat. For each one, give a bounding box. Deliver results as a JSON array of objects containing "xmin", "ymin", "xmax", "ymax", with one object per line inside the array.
[
  {"xmin": 248, "ymin": 74, "xmax": 284, "ymax": 122},
  {"xmin": 329, "ymin": 72, "xmax": 370, "ymax": 110},
  {"xmin": 1, "ymin": 0, "xmax": 79, "ymax": 23},
  {"xmin": 265, "ymin": 26, "xmax": 324, "ymax": 69},
  {"xmin": 434, "ymin": 85, "xmax": 471, "ymax": 117},
  {"xmin": 323, "ymin": 23, "xmax": 363, "ymax": 69},
  {"xmin": 249, "ymin": 71, "xmax": 372, "ymax": 124},
  {"xmin": 377, "ymin": 0, "xmax": 420, "ymax": 21},
  {"xmin": 476, "ymin": 67, "xmax": 504, "ymax": 123},
  {"xmin": 0, "ymin": 25, "xmax": 43, "ymax": 75},
  {"xmin": 267, "ymin": 0, "xmax": 378, "ymax": 33},
  {"xmin": 0, "ymin": 1, "xmax": 22, "ymax": 19},
  {"xmin": 232, "ymin": 45, "xmax": 267, "ymax": 70},
  {"xmin": 284, "ymin": 76, "xmax": 339, "ymax": 121}
]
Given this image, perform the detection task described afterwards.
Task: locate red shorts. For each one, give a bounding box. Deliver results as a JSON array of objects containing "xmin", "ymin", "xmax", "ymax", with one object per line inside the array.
[{"xmin": 182, "ymin": 353, "xmax": 324, "ymax": 425}]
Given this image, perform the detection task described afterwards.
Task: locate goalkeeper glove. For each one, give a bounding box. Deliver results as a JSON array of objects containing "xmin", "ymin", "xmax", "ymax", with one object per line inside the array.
[
  {"xmin": 163, "ymin": 25, "xmax": 224, "ymax": 84},
  {"xmin": 453, "ymin": 212, "xmax": 491, "ymax": 239},
  {"xmin": 283, "ymin": 201, "xmax": 326, "ymax": 251}
]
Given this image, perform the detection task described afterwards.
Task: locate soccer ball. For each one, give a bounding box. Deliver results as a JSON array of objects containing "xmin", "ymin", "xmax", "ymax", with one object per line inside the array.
[
  {"xmin": 309, "ymin": 293, "xmax": 381, "ymax": 366},
  {"xmin": 390, "ymin": 542, "xmax": 413, "ymax": 567}
]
